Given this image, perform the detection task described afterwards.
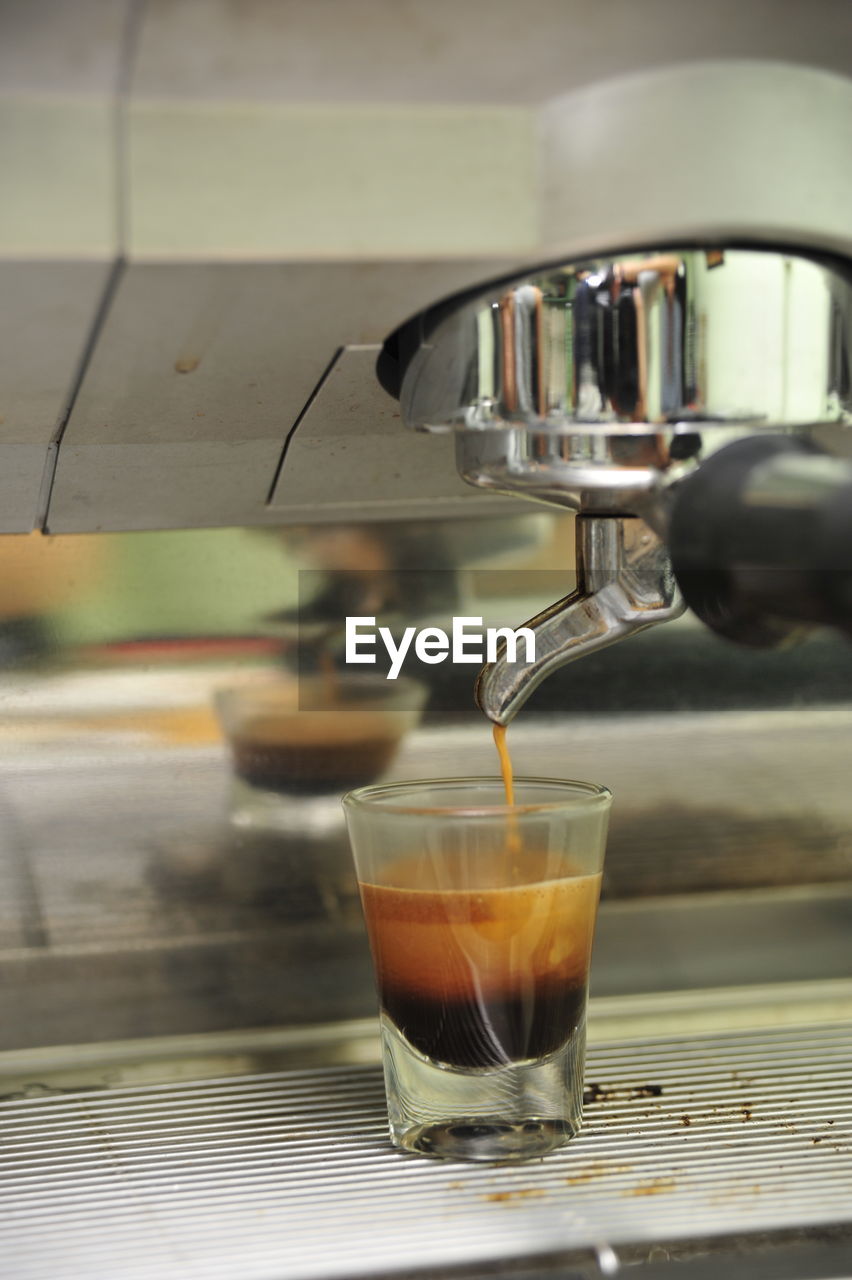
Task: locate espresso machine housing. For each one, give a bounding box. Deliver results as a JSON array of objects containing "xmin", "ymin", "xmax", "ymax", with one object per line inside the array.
[
  {"xmin": 3, "ymin": 4, "xmax": 852, "ymax": 543},
  {"xmin": 4, "ymin": 0, "xmax": 852, "ymax": 712}
]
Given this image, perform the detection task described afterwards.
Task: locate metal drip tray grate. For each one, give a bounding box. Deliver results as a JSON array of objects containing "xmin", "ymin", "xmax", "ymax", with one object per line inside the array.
[{"xmin": 1, "ymin": 1023, "xmax": 850, "ymax": 1279}]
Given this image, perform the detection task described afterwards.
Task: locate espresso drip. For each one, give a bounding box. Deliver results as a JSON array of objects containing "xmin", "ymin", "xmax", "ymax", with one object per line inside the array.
[
  {"xmin": 493, "ymin": 723, "xmax": 515, "ymax": 807},
  {"xmin": 493, "ymin": 722, "xmax": 521, "ymax": 856}
]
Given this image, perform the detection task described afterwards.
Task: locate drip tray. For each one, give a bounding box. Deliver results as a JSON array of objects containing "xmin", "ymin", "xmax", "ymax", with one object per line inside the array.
[{"xmin": 1, "ymin": 1021, "xmax": 850, "ymax": 1280}]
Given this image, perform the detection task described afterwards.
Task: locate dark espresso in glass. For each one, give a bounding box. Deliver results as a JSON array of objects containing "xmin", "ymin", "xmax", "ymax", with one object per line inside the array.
[
  {"xmin": 231, "ymin": 711, "xmax": 401, "ymax": 794},
  {"xmin": 359, "ymin": 851, "xmax": 601, "ymax": 1070}
]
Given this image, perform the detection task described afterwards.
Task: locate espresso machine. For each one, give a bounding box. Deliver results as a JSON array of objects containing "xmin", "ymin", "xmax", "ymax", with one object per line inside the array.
[
  {"xmin": 382, "ymin": 245, "xmax": 852, "ymax": 720},
  {"xmin": 1, "ymin": 3, "xmax": 851, "ymax": 1278}
]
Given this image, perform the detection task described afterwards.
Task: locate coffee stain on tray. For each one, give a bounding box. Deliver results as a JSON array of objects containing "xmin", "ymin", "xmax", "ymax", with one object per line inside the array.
[
  {"xmin": 584, "ymin": 1082, "xmax": 664, "ymax": 1104},
  {"xmin": 564, "ymin": 1162, "xmax": 633, "ymax": 1185},
  {"xmin": 484, "ymin": 1188, "xmax": 547, "ymax": 1204},
  {"xmin": 623, "ymin": 1177, "xmax": 676, "ymax": 1197}
]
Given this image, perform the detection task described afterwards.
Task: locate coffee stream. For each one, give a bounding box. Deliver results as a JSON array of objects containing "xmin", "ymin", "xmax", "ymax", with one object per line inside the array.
[
  {"xmin": 493, "ymin": 723, "xmax": 515, "ymax": 807},
  {"xmin": 493, "ymin": 722, "xmax": 521, "ymax": 856}
]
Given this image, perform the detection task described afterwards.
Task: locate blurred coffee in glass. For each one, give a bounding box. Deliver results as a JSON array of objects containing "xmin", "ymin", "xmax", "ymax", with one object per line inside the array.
[{"xmin": 216, "ymin": 674, "xmax": 425, "ymax": 827}]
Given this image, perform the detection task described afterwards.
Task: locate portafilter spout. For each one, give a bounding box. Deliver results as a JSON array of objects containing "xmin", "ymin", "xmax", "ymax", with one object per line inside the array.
[{"xmin": 475, "ymin": 516, "xmax": 683, "ymax": 725}]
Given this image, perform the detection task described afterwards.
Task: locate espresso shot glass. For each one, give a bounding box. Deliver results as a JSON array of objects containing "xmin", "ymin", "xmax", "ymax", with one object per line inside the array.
[
  {"xmin": 215, "ymin": 674, "xmax": 426, "ymax": 827},
  {"xmin": 343, "ymin": 777, "xmax": 612, "ymax": 1163}
]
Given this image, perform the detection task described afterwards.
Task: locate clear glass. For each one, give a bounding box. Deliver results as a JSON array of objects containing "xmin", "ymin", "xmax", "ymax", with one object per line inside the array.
[
  {"xmin": 343, "ymin": 776, "xmax": 612, "ymax": 1162},
  {"xmin": 215, "ymin": 673, "xmax": 426, "ymax": 829}
]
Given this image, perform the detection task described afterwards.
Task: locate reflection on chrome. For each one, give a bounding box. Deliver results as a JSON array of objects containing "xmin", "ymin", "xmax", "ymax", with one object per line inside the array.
[{"xmin": 401, "ymin": 246, "xmax": 852, "ymax": 440}]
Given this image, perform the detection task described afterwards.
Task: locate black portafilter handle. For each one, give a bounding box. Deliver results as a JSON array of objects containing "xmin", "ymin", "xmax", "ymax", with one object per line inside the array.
[{"xmin": 668, "ymin": 434, "xmax": 852, "ymax": 647}]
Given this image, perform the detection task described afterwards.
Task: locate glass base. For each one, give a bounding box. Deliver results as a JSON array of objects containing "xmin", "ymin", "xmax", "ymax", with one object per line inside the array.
[
  {"xmin": 403, "ymin": 1117, "xmax": 573, "ymax": 1162},
  {"xmin": 380, "ymin": 1014, "xmax": 586, "ymax": 1163},
  {"xmin": 227, "ymin": 777, "xmax": 344, "ymax": 837}
]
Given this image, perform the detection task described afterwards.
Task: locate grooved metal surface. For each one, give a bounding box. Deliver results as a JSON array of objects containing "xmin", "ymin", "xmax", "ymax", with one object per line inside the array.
[{"xmin": 1, "ymin": 1023, "xmax": 850, "ymax": 1280}]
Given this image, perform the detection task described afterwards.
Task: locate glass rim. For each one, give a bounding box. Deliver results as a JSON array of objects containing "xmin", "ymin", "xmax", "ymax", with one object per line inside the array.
[
  {"xmin": 214, "ymin": 672, "xmax": 428, "ymax": 715},
  {"xmin": 216, "ymin": 672, "xmax": 427, "ymax": 694},
  {"xmin": 342, "ymin": 775, "xmax": 612, "ymax": 818}
]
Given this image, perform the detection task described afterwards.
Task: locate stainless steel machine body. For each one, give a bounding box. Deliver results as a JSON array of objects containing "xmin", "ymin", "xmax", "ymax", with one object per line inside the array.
[{"xmin": 3, "ymin": 3, "xmax": 852, "ymax": 533}]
